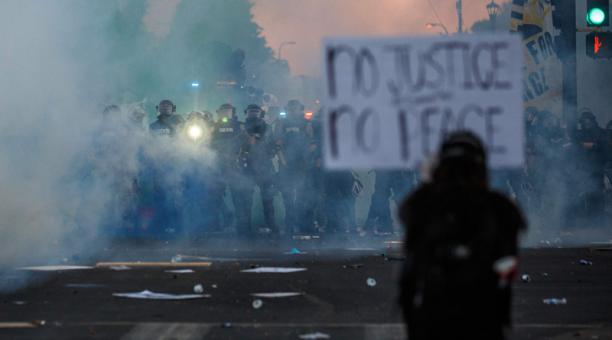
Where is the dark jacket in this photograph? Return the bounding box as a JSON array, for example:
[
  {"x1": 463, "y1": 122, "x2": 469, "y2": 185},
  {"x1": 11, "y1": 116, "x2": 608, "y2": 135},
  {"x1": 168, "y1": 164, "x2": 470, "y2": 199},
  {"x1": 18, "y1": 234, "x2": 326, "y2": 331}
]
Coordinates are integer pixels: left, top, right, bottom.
[{"x1": 399, "y1": 183, "x2": 526, "y2": 340}]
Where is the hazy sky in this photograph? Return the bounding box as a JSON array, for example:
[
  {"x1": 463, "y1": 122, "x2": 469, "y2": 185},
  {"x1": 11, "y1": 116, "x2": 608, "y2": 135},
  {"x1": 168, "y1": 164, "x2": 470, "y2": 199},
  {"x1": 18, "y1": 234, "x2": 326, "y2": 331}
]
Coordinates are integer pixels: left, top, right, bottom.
[{"x1": 252, "y1": 0, "x2": 497, "y2": 76}]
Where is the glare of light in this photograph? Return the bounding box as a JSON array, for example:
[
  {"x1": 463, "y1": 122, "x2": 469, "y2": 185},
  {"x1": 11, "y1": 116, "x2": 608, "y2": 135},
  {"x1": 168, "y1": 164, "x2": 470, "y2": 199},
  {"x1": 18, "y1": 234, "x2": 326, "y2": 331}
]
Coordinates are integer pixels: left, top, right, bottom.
[
  {"x1": 187, "y1": 124, "x2": 203, "y2": 140},
  {"x1": 304, "y1": 111, "x2": 314, "y2": 120},
  {"x1": 587, "y1": 7, "x2": 606, "y2": 26},
  {"x1": 222, "y1": 117, "x2": 229, "y2": 123},
  {"x1": 279, "y1": 111, "x2": 287, "y2": 117},
  {"x1": 191, "y1": 82, "x2": 200, "y2": 88}
]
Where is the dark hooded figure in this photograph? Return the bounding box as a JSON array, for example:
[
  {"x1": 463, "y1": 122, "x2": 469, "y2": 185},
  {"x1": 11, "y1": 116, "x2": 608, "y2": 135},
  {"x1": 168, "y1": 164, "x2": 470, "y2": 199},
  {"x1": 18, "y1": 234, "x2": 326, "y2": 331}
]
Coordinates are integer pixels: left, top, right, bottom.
[{"x1": 398, "y1": 131, "x2": 526, "y2": 340}]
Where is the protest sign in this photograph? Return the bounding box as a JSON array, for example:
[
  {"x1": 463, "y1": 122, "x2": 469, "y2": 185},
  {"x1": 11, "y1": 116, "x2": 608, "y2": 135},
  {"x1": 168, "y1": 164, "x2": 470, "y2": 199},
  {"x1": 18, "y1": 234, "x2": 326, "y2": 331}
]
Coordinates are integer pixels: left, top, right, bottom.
[{"x1": 323, "y1": 34, "x2": 524, "y2": 169}]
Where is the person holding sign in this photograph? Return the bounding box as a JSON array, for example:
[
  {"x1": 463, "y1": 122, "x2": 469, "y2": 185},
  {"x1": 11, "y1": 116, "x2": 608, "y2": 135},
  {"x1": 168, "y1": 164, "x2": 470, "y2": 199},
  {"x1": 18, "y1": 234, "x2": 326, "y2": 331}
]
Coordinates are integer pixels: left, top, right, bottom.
[{"x1": 398, "y1": 131, "x2": 526, "y2": 340}]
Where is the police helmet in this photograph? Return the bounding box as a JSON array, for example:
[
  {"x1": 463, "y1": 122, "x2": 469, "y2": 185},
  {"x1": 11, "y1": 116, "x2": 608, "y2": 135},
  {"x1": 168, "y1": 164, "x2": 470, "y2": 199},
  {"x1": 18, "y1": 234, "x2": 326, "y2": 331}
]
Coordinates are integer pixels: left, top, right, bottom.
[{"x1": 156, "y1": 99, "x2": 176, "y2": 113}]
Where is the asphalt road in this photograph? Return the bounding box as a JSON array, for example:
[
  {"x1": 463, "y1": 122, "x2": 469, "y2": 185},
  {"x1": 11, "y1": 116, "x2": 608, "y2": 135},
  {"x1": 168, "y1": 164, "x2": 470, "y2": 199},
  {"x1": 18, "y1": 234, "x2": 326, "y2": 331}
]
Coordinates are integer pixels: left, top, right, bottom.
[{"x1": 1, "y1": 238, "x2": 611, "y2": 340}]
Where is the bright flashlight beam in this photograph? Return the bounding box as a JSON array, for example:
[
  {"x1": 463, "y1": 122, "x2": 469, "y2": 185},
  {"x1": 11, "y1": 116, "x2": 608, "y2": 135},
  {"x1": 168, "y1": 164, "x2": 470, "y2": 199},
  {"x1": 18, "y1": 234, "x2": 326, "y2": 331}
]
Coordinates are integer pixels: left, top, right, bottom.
[
  {"x1": 191, "y1": 82, "x2": 200, "y2": 88},
  {"x1": 187, "y1": 124, "x2": 203, "y2": 140}
]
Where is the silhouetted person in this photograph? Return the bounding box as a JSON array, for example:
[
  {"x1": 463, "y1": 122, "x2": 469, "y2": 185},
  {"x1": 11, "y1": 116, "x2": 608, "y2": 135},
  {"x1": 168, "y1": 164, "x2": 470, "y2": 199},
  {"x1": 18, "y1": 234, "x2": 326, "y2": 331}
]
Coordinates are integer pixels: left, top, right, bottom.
[{"x1": 399, "y1": 131, "x2": 526, "y2": 340}]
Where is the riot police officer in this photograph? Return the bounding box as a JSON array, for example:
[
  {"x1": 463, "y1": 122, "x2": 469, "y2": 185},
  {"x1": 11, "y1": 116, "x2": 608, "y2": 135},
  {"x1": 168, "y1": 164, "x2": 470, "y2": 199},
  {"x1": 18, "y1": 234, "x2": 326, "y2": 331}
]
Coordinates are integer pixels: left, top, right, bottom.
[
  {"x1": 275, "y1": 99, "x2": 310, "y2": 234},
  {"x1": 235, "y1": 104, "x2": 278, "y2": 237},
  {"x1": 209, "y1": 103, "x2": 243, "y2": 231},
  {"x1": 150, "y1": 99, "x2": 184, "y2": 136},
  {"x1": 399, "y1": 131, "x2": 526, "y2": 340},
  {"x1": 146, "y1": 99, "x2": 184, "y2": 235}
]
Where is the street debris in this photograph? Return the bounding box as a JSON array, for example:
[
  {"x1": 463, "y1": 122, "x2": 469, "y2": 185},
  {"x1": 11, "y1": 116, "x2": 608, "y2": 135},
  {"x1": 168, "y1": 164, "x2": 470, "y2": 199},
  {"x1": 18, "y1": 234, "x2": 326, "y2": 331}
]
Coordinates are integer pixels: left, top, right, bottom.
[
  {"x1": 285, "y1": 247, "x2": 306, "y2": 255},
  {"x1": 193, "y1": 284, "x2": 204, "y2": 293},
  {"x1": 13, "y1": 301, "x2": 26, "y2": 305},
  {"x1": 97, "y1": 262, "x2": 211, "y2": 268},
  {"x1": 212, "y1": 284, "x2": 218, "y2": 289},
  {"x1": 113, "y1": 290, "x2": 210, "y2": 300},
  {"x1": 542, "y1": 298, "x2": 567, "y2": 305},
  {"x1": 381, "y1": 254, "x2": 406, "y2": 262},
  {"x1": 252, "y1": 299, "x2": 263, "y2": 309},
  {"x1": 165, "y1": 269, "x2": 195, "y2": 274},
  {"x1": 250, "y1": 292, "x2": 302, "y2": 298},
  {"x1": 579, "y1": 259, "x2": 593, "y2": 266},
  {"x1": 292, "y1": 235, "x2": 320, "y2": 240},
  {"x1": 366, "y1": 278, "x2": 377, "y2": 287},
  {"x1": 241, "y1": 267, "x2": 307, "y2": 273},
  {"x1": 299, "y1": 332, "x2": 331, "y2": 339},
  {"x1": 521, "y1": 274, "x2": 532, "y2": 283},
  {"x1": 0, "y1": 322, "x2": 38, "y2": 329},
  {"x1": 342, "y1": 263, "x2": 364, "y2": 269},
  {"x1": 18, "y1": 265, "x2": 93, "y2": 271},
  {"x1": 65, "y1": 283, "x2": 106, "y2": 288}
]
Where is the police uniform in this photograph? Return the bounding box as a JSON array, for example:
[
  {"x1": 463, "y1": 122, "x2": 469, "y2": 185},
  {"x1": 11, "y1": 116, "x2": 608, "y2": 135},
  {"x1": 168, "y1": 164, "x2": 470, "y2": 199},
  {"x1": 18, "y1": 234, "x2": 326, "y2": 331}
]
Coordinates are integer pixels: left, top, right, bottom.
[
  {"x1": 209, "y1": 116, "x2": 243, "y2": 230},
  {"x1": 276, "y1": 114, "x2": 310, "y2": 233},
  {"x1": 146, "y1": 103, "x2": 184, "y2": 234},
  {"x1": 235, "y1": 114, "x2": 278, "y2": 236},
  {"x1": 149, "y1": 113, "x2": 184, "y2": 137}
]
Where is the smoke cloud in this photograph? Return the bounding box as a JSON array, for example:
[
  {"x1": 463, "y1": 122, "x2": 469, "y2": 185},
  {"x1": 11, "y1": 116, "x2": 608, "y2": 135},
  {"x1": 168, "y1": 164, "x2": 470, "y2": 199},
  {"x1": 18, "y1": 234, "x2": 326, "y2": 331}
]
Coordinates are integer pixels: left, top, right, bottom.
[
  {"x1": 252, "y1": 0, "x2": 496, "y2": 75},
  {"x1": 143, "y1": 0, "x2": 182, "y2": 40}
]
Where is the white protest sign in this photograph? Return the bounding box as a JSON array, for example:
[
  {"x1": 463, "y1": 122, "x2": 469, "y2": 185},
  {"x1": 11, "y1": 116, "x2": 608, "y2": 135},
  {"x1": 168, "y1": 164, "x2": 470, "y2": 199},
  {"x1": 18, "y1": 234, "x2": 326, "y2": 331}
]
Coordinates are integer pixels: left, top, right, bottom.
[{"x1": 322, "y1": 34, "x2": 524, "y2": 169}]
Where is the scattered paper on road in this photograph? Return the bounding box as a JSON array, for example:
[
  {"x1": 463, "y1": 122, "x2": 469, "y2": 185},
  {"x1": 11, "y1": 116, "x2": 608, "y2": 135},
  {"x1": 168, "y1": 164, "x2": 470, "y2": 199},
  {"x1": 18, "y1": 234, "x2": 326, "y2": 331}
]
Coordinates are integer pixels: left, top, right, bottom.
[
  {"x1": 97, "y1": 262, "x2": 211, "y2": 268},
  {"x1": 285, "y1": 248, "x2": 307, "y2": 255},
  {"x1": 241, "y1": 267, "x2": 307, "y2": 273},
  {"x1": 250, "y1": 292, "x2": 302, "y2": 298},
  {"x1": 299, "y1": 332, "x2": 331, "y2": 339},
  {"x1": 165, "y1": 269, "x2": 195, "y2": 274},
  {"x1": 113, "y1": 290, "x2": 210, "y2": 300},
  {"x1": 18, "y1": 265, "x2": 93, "y2": 271}
]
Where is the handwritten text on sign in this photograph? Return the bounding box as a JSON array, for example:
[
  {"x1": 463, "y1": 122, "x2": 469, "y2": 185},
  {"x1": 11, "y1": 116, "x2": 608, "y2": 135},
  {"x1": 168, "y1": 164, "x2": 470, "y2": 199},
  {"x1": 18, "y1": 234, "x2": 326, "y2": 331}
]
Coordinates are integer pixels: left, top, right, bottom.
[{"x1": 322, "y1": 34, "x2": 524, "y2": 169}]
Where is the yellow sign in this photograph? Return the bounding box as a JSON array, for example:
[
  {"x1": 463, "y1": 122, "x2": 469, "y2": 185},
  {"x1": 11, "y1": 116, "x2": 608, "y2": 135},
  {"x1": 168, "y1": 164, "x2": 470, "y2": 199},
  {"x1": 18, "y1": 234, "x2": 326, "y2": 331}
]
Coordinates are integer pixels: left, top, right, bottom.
[{"x1": 511, "y1": 0, "x2": 563, "y2": 115}]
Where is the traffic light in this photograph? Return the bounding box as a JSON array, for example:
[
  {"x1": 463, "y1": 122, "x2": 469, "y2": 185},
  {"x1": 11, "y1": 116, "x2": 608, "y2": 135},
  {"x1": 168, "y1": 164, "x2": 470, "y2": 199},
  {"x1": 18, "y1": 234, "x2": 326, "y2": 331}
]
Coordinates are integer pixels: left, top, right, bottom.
[
  {"x1": 586, "y1": 0, "x2": 609, "y2": 27},
  {"x1": 586, "y1": 32, "x2": 612, "y2": 58}
]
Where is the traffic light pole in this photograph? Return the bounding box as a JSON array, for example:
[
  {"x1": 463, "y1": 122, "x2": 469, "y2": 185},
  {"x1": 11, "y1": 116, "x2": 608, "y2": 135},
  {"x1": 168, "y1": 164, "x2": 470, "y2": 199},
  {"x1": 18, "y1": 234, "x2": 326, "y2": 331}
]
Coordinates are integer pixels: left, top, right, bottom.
[{"x1": 553, "y1": 0, "x2": 578, "y2": 127}]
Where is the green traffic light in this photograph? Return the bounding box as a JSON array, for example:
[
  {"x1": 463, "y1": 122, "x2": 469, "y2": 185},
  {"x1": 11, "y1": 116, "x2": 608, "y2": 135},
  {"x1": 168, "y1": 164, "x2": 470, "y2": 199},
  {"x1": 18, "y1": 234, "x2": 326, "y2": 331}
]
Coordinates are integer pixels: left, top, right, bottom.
[{"x1": 587, "y1": 7, "x2": 607, "y2": 26}]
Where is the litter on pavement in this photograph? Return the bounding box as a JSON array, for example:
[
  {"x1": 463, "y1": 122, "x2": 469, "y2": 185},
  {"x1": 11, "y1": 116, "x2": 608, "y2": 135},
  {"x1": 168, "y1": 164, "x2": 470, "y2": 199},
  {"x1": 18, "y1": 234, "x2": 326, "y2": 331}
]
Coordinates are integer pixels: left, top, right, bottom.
[
  {"x1": 250, "y1": 292, "x2": 302, "y2": 298},
  {"x1": 96, "y1": 262, "x2": 211, "y2": 268},
  {"x1": 252, "y1": 299, "x2": 263, "y2": 309},
  {"x1": 113, "y1": 290, "x2": 210, "y2": 300},
  {"x1": 165, "y1": 269, "x2": 195, "y2": 274},
  {"x1": 542, "y1": 298, "x2": 567, "y2": 305},
  {"x1": 285, "y1": 248, "x2": 306, "y2": 255},
  {"x1": 299, "y1": 332, "x2": 331, "y2": 339},
  {"x1": 241, "y1": 267, "x2": 307, "y2": 273}
]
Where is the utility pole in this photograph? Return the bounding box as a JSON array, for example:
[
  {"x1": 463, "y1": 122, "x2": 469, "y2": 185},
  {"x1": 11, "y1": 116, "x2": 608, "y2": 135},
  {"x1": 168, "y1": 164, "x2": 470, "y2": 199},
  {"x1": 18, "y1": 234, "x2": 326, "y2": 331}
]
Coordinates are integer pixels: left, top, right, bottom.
[
  {"x1": 457, "y1": 0, "x2": 463, "y2": 33},
  {"x1": 552, "y1": 0, "x2": 577, "y2": 126}
]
